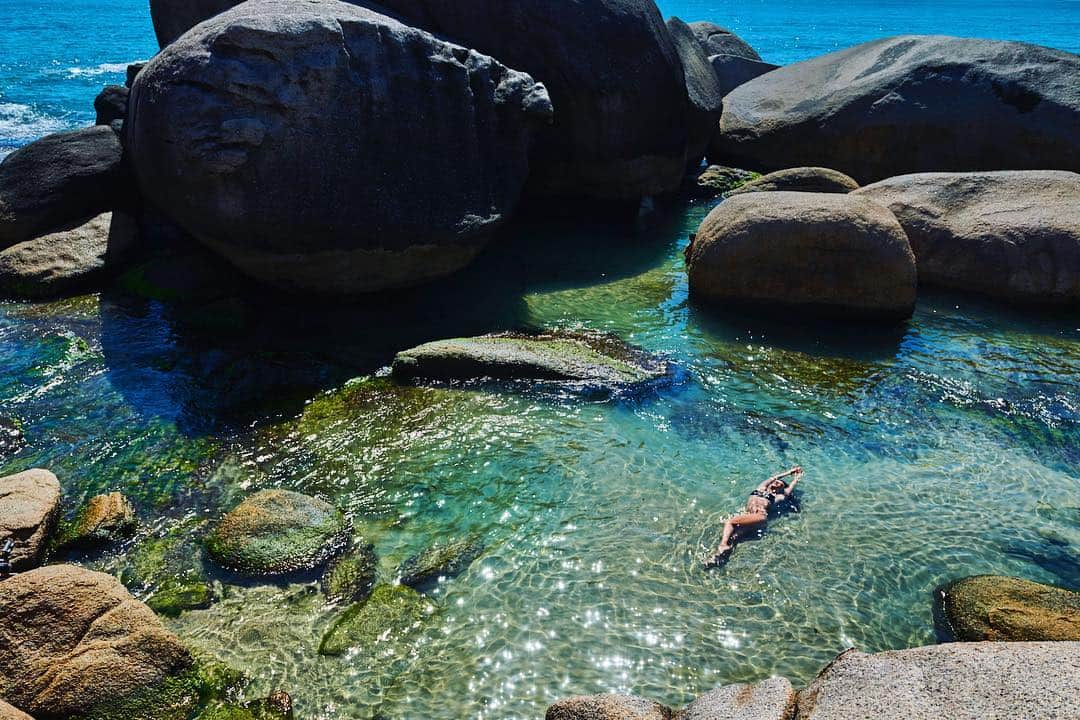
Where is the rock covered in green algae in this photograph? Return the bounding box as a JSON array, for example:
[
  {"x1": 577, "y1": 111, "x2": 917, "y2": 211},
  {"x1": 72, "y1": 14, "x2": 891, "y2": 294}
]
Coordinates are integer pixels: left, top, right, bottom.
[
  {"x1": 397, "y1": 537, "x2": 484, "y2": 590},
  {"x1": 320, "y1": 542, "x2": 378, "y2": 604},
  {"x1": 59, "y1": 491, "x2": 137, "y2": 548},
  {"x1": 318, "y1": 584, "x2": 429, "y2": 656},
  {"x1": 693, "y1": 165, "x2": 759, "y2": 197},
  {"x1": 391, "y1": 331, "x2": 669, "y2": 389},
  {"x1": 122, "y1": 521, "x2": 218, "y2": 617},
  {"x1": 205, "y1": 490, "x2": 350, "y2": 577},
  {"x1": 936, "y1": 575, "x2": 1080, "y2": 641}
]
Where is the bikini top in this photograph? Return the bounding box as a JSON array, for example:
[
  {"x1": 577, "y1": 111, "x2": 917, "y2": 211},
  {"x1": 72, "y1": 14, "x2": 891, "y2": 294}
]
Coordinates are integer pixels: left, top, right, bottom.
[{"x1": 748, "y1": 489, "x2": 775, "y2": 504}]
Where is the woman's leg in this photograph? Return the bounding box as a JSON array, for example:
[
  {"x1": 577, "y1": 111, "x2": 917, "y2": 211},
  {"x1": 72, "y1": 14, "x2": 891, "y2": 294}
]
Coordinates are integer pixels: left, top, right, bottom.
[{"x1": 717, "y1": 513, "x2": 768, "y2": 554}]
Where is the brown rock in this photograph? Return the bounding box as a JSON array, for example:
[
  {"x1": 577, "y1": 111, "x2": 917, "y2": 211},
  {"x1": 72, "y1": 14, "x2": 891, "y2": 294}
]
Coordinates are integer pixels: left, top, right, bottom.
[
  {"x1": 854, "y1": 171, "x2": 1080, "y2": 304},
  {"x1": 67, "y1": 492, "x2": 138, "y2": 546},
  {"x1": 0, "y1": 469, "x2": 61, "y2": 572},
  {"x1": 679, "y1": 677, "x2": 796, "y2": 719},
  {"x1": 936, "y1": 575, "x2": 1080, "y2": 642},
  {"x1": 686, "y1": 192, "x2": 917, "y2": 319},
  {"x1": 0, "y1": 565, "x2": 193, "y2": 719},
  {"x1": 546, "y1": 694, "x2": 673, "y2": 720},
  {"x1": 0, "y1": 699, "x2": 34, "y2": 720}
]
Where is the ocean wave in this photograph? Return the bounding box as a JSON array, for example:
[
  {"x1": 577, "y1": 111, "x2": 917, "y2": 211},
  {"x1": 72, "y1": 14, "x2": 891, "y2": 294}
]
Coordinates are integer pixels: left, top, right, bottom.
[
  {"x1": 0, "y1": 102, "x2": 72, "y2": 158},
  {"x1": 64, "y1": 61, "x2": 141, "y2": 78}
]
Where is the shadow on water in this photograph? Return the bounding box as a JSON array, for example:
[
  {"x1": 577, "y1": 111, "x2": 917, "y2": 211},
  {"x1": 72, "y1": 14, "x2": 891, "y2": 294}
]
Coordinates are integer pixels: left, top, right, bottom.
[{"x1": 98, "y1": 208, "x2": 679, "y2": 435}]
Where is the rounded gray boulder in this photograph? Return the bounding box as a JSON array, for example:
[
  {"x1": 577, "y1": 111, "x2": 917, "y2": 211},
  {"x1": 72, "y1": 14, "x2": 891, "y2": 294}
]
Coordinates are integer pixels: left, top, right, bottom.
[
  {"x1": 688, "y1": 22, "x2": 762, "y2": 61},
  {"x1": 712, "y1": 35, "x2": 1080, "y2": 182},
  {"x1": 668, "y1": 17, "x2": 725, "y2": 171},
  {"x1": 729, "y1": 167, "x2": 860, "y2": 196},
  {"x1": 546, "y1": 694, "x2": 673, "y2": 720},
  {"x1": 687, "y1": 192, "x2": 917, "y2": 319},
  {"x1": 855, "y1": 171, "x2": 1080, "y2": 304},
  {"x1": 129, "y1": 0, "x2": 552, "y2": 295}
]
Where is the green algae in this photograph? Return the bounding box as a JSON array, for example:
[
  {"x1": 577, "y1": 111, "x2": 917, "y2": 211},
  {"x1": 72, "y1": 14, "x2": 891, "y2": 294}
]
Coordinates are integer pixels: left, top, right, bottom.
[
  {"x1": 73, "y1": 662, "x2": 244, "y2": 720},
  {"x1": 397, "y1": 536, "x2": 484, "y2": 589},
  {"x1": 121, "y1": 520, "x2": 218, "y2": 617},
  {"x1": 695, "y1": 165, "x2": 760, "y2": 196},
  {"x1": 320, "y1": 542, "x2": 378, "y2": 604},
  {"x1": 204, "y1": 490, "x2": 350, "y2": 576},
  {"x1": 318, "y1": 584, "x2": 430, "y2": 656}
]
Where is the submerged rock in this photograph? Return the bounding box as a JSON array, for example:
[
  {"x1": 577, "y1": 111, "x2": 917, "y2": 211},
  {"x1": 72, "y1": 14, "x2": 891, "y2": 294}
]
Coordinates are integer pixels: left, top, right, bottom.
[
  {"x1": 680, "y1": 677, "x2": 796, "y2": 720},
  {"x1": 318, "y1": 584, "x2": 429, "y2": 656},
  {"x1": 0, "y1": 417, "x2": 25, "y2": 459},
  {"x1": 0, "y1": 212, "x2": 138, "y2": 299},
  {"x1": 545, "y1": 694, "x2": 673, "y2": 720},
  {"x1": 0, "y1": 565, "x2": 194, "y2": 720},
  {"x1": 130, "y1": 0, "x2": 552, "y2": 295},
  {"x1": 374, "y1": 0, "x2": 691, "y2": 201},
  {"x1": 122, "y1": 521, "x2": 218, "y2": 617},
  {"x1": 668, "y1": 17, "x2": 725, "y2": 171},
  {"x1": 0, "y1": 126, "x2": 131, "y2": 249},
  {"x1": 320, "y1": 542, "x2": 378, "y2": 604},
  {"x1": 61, "y1": 491, "x2": 138, "y2": 548},
  {"x1": 688, "y1": 22, "x2": 762, "y2": 61},
  {"x1": 712, "y1": 35, "x2": 1080, "y2": 182},
  {"x1": 0, "y1": 469, "x2": 61, "y2": 572},
  {"x1": 728, "y1": 168, "x2": 860, "y2": 196},
  {"x1": 686, "y1": 192, "x2": 917, "y2": 319},
  {"x1": 936, "y1": 575, "x2": 1080, "y2": 642},
  {"x1": 397, "y1": 537, "x2": 484, "y2": 590},
  {"x1": 854, "y1": 171, "x2": 1080, "y2": 305},
  {"x1": 694, "y1": 165, "x2": 760, "y2": 197},
  {"x1": 796, "y1": 642, "x2": 1080, "y2": 719},
  {"x1": 205, "y1": 490, "x2": 350, "y2": 577},
  {"x1": 391, "y1": 331, "x2": 669, "y2": 389}
]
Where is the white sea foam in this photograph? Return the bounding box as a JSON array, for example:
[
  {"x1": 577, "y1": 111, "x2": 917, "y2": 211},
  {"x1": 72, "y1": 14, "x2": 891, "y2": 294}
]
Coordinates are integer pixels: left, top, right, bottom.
[
  {"x1": 64, "y1": 61, "x2": 136, "y2": 78},
  {"x1": 0, "y1": 102, "x2": 72, "y2": 158}
]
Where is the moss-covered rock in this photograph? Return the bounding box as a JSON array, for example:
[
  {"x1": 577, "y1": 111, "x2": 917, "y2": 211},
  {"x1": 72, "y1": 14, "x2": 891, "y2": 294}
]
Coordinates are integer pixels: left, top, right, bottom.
[
  {"x1": 320, "y1": 542, "x2": 378, "y2": 604},
  {"x1": 397, "y1": 537, "x2": 484, "y2": 590},
  {"x1": 58, "y1": 492, "x2": 137, "y2": 548},
  {"x1": 936, "y1": 575, "x2": 1080, "y2": 641},
  {"x1": 205, "y1": 490, "x2": 350, "y2": 577},
  {"x1": 391, "y1": 331, "x2": 668, "y2": 389},
  {"x1": 318, "y1": 584, "x2": 429, "y2": 656},
  {"x1": 121, "y1": 520, "x2": 218, "y2": 618},
  {"x1": 693, "y1": 165, "x2": 759, "y2": 197}
]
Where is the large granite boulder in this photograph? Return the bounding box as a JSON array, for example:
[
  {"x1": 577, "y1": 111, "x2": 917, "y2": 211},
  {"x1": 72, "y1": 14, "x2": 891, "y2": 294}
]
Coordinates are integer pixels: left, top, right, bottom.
[
  {"x1": 686, "y1": 192, "x2": 917, "y2": 319},
  {"x1": 688, "y1": 22, "x2": 761, "y2": 61},
  {"x1": 205, "y1": 489, "x2": 350, "y2": 576},
  {"x1": 129, "y1": 0, "x2": 552, "y2": 295},
  {"x1": 668, "y1": 17, "x2": 725, "y2": 170},
  {"x1": 796, "y1": 642, "x2": 1080, "y2": 719},
  {"x1": 0, "y1": 700, "x2": 33, "y2": 720},
  {"x1": 935, "y1": 575, "x2": 1080, "y2": 642},
  {"x1": 0, "y1": 212, "x2": 138, "y2": 299},
  {"x1": 711, "y1": 36, "x2": 1080, "y2": 182},
  {"x1": 729, "y1": 168, "x2": 860, "y2": 196},
  {"x1": 0, "y1": 469, "x2": 60, "y2": 572},
  {"x1": 0, "y1": 565, "x2": 193, "y2": 720},
  {"x1": 392, "y1": 331, "x2": 670, "y2": 389},
  {"x1": 373, "y1": 0, "x2": 691, "y2": 201},
  {"x1": 0, "y1": 126, "x2": 131, "y2": 249},
  {"x1": 150, "y1": 0, "x2": 236, "y2": 47},
  {"x1": 546, "y1": 694, "x2": 673, "y2": 720},
  {"x1": 854, "y1": 171, "x2": 1080, "y2": 304},
  {"x1": 680, "y1": 677, "x2": 796, "y2": 720},
  {"x1": 707, "y1": 54, "x2": 779, "y2": 100},
  {"x1": 94, "y1": 86, "x2": 129, "y2": 126}
]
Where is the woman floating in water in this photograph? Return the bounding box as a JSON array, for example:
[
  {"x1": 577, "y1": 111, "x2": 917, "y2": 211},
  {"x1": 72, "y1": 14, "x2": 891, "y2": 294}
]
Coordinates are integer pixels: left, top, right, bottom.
[{"x1": 708, "y1": 466, "x2": 803, "y2": 565}]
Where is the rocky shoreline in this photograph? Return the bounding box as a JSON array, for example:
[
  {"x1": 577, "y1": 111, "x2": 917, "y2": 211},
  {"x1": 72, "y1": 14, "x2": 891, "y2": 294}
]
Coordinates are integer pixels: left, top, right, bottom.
[{"x1": 1, "y1": 0, "x2": 1078, "y2": 717}]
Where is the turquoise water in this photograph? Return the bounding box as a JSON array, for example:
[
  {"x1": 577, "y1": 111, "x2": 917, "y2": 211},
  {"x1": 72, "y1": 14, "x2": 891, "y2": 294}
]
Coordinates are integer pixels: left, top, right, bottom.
[
  {"x1": 2, "y1": 0, "x2": 1079, "y2": 156},
  {"x1": 1, "y1": 199, "x2": 1078, "y2": 718},
  {"x1": 1, "y1": 1, "x2": 1079, "y2": 718}
]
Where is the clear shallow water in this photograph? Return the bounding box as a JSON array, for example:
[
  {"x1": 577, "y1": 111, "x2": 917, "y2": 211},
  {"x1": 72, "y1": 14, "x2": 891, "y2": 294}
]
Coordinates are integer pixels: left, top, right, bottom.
[
  {"x1": 1, "y1": 0, "x2": 1079, "y2": 156},
  {"x1": 1, "y1": 197, "x2": 1078, "y2": 719}
]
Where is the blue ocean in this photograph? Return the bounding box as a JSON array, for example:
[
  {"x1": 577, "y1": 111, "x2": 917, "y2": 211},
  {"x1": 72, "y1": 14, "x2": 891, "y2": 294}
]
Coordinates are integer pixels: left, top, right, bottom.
[{"x1": 2, "y1": 0, "x2": 1078, "y2": 158}]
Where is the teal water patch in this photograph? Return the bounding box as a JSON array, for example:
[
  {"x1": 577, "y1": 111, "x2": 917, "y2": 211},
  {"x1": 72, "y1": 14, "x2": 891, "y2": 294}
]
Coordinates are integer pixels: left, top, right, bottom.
[{"x1": 1, "y1": 197, "x2": 1075, "y2": 718}]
